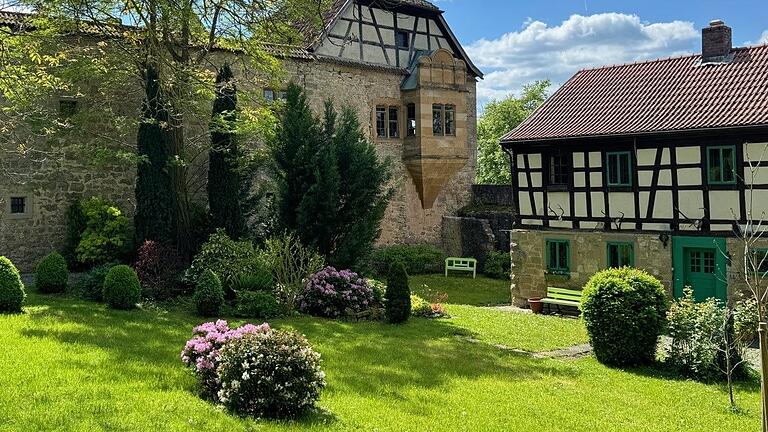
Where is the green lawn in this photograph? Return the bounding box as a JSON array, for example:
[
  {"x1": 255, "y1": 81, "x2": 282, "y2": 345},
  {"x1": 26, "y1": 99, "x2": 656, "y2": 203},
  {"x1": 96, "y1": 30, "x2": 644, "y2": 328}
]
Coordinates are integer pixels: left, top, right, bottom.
[
  {"x1": 0, "y1": 291, "x2": 760, "y2": 431},
  {"x1": 410, "y1": 274, "x2": 511, "y2": 306}
]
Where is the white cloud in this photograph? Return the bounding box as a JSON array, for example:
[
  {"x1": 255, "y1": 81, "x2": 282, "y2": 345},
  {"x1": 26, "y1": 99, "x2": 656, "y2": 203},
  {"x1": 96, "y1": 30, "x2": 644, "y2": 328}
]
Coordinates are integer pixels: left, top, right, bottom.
[
  {"x1": 467, "y1": 13, "x2": 699, "y2": 110},
  {"x1": 760, "y1": 30, "x2": 768, "y2": 44}
]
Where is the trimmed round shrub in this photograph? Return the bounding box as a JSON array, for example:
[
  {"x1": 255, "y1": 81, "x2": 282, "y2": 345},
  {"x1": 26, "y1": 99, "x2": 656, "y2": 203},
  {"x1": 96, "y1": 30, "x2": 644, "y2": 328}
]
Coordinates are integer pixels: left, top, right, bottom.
[
  {"x1": 298, "y1": 267, "x2": 376, "y2": 318},
  {"x1": 582, "y1": 268, "x2": 668, "y2": 366},
  {"x1": 74, "y1": 263, "x2": 114, "y2": 301},
  {"x1": 385, "y1": 261, "x2": 411, "y2": 324},
  {"x1": 236, "y1": 291, "x2": 281, "y2": 319},
  {"x1": 0, "y1": 256, "x2": 26, "y2": 313},
  {"x1": 35, "y1": 252, "x2": 69, "y2": 294},
  {"x1": 217, "y1": 329, "x2": 326, "y2": 418},
  {"x1": 102, "y1": 265, "x2": 141, "y2": 310},
  {"x1": 193, "y1": 270, "x2": 225, "y2": 317}
]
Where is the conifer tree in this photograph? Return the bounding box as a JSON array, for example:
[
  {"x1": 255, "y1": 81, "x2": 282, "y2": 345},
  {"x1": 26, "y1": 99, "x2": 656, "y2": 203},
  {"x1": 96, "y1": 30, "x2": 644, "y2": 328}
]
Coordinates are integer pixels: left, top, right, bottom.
[
  {"x1": 208, "y1": 64, "x2": 244, "y2": 239},
  {"x1": 385, "y1": 261, "x2": 411, "y2": 324}
]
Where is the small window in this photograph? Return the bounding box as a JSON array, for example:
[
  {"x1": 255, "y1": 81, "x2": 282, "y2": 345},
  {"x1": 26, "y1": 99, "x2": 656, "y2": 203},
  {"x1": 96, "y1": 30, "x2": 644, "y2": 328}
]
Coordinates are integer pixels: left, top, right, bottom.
[
  {"x1": 749, "y1": 249, "x2": 768, "y2": 275},
  {"x1": 10, "y1": 197, "x2": 26, "y2": 214},
  {"x1": 263, "y1": 89, "x2": 275, "y2": 102},
  {"x1": 432, "y1": 104, "x2": 444, "y2": 136},
  {"x1": 396, "y1": 30, "x2": 410, "y2": 49},
  {"x1": 607, "y1": 242, "x2": 634, "y2": 268},
  {"x1": 388, "y1": 106, "x2": 399, "y2": 138},
  {"x1": 376, "y1": 106, "x2": 387, "y2": 138},
  {"x1": 549, "y1": 151, "x2": 570, "y2": 186},
  {"x1": 546, "y1": 239, "x2": 570, "y2": 274},
  {"x1": 707, "y1": 145, "x2": 737, "y2": 184},
  {"x1": 277, "y1": 90, "x2": 288, "y2": 101},
  {"x1": 59, "y1": 99, "x2": 78, "y2": 117},
  {"x1": 406, "y1": 103, "x2": 417, "y2": 137},
  {"x1": 606, "y1": 151, "x2": 632, "y2": 187},
  {"x1": 444, "y1": 105, "x2": 456, "y2": 136}
]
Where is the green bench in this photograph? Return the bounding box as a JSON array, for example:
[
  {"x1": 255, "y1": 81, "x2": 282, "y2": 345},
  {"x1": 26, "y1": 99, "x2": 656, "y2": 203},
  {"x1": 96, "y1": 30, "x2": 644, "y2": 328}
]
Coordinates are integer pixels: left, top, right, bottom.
[
  {"x1": 445, "y1": 257, "x2": 477, "y2": 278},
  {"x1": 541, "y1": 287, "x2": 583, "y2": 312}
]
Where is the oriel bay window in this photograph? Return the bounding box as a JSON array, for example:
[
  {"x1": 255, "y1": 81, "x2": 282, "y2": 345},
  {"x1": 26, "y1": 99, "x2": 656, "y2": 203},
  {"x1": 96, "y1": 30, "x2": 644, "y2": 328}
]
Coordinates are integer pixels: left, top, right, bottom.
[
  {"x1": 546, "y1": 239, "x2": 570, "y2": 274},
  {"x1": 607, "y1": 242, "x2": 634, "y2": 268},
  {"x1": 606, "y1": 151, "x2": 632, "y2": 187},
  {"x1": 407, "y1": 103, "x2": 417, "y2": 137},
  {"x1": 376, "y1": 105, "x2": 400, "y2": 139},
  {"x1": 707, "y1": 145, "x2": 737, "y2": 185},
  {"x1": 432, "y1": 104, "x2": 457, "y2": 136}
]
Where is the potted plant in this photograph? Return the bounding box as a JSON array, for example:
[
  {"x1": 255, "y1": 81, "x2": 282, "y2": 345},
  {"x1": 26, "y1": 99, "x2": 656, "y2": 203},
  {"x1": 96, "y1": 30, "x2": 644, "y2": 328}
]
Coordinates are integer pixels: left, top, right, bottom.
[{"x1": 528, "y1": 297, "x2": 543, "y2": 314}]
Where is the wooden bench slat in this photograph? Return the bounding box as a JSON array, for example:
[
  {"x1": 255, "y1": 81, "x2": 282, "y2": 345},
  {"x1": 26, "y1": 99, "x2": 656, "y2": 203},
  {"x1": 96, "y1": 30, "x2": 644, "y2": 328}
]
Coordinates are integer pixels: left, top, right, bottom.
[
  {"x1": 542, "y1": 286, "x2": 583, "y2": 311},
  {"x1": 547, "y1": 293, "x2": 582, "y2": 301}
]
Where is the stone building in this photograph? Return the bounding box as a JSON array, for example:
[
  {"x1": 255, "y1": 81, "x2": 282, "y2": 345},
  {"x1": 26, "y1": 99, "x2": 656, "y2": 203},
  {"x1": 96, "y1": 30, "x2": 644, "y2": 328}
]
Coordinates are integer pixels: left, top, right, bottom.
[
  {"x1": 502, "y1": 21, "x2": 768, "y2": 306},
  {"x1": 0, "y1": 0, "x2": 482, "y2": 271}
]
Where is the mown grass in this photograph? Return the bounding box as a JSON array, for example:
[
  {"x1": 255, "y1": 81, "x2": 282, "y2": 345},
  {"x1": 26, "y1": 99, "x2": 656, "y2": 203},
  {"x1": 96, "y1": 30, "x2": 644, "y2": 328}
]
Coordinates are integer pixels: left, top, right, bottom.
[
  {"x1": 410, "y1": 274, "x2": 511, "y2": 306},
  {"x1": 0, "y1": 291, "x2": 760, "y2": 431}
]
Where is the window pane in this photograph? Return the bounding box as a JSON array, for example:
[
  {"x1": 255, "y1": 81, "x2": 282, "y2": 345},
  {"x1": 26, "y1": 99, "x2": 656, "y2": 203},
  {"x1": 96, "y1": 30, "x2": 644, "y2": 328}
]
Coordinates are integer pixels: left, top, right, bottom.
[
  {"x1": 445, "y1": 105, "x2": 455, "y2": 135},
  {"x1": 558, "y1": 243, "x2": 568, "y2": 269},
  {"x1": 376, "y1": 106, "x2": 386, "y2": 138},
  {"x1": 10, "y1": 197, "x2": 25, "y2": 214},
  {"x1": 608, "y1": 154, "x2": 618, "y2": 184},
  {"x1": 619, "y1": 244, "x2": 632, "y2": 267},
  {"x1": 396, "y1": 31, "x2": 409, "y2": 49},
  {"x1": 389, "y1": 106, "x2": 399, "y2": 138},
  {"x1": 407, "y1": 103, "x2": 416, "y2": 137},
  {"x1": 620, "y1": 154, "x2": 630, "y2": 185},
  {"x1": 709, "y1": 148, "x2": 721, "y2": 182},
  {"x1": 723, "y1": 148, "x2": 735, "y2": 182},
  {"x1": 263, "y1": 89, "x2": 274, "y2": 102},
  {"x1": 548, "y1": 242, "x2": 558, "y2": 269},
  {"x1": 432, "y1": 104, "x2": 444, "y2": 135}
]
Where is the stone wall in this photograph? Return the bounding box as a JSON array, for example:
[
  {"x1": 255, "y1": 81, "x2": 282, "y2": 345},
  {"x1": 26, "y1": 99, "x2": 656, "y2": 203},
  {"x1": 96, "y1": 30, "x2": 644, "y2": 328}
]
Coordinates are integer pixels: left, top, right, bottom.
[
  {"x1": 471, "y1": 184, "x2": 513, "y2": 206},
  {"x1": 0, "y1": 56, "x2": 478, "y2": 271},
  {"x1": 510, "y1": 229, "x2": 673, "y2": 307},
  {"x1": 441, "y1": 216, "x2": 495, "y2": 268}
]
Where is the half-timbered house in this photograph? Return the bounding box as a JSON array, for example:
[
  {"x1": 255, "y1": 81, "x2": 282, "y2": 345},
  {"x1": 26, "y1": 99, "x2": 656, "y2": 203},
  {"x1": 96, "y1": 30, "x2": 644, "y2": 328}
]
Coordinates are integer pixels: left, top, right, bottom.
[{"x1": 502, "y1": 20, "x2": 768, "y2": 306}]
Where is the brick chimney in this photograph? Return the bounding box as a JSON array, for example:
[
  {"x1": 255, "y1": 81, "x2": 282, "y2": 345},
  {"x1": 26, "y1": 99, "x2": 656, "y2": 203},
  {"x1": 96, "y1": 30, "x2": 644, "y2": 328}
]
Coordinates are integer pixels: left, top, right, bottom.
[{"x1": 702, "y1": 20, "x2": 732, "y2": 60}]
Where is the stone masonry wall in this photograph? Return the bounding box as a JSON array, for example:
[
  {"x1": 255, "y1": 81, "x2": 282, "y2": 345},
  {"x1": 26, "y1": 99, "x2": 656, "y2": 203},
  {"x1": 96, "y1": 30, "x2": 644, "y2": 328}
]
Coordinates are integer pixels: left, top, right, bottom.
[
  {"x1": 510, "y1": 229, "x2": 673, "y2": 307},
  {"x1": 0, "y1": 57, "x2": 477, "y2": 271}
]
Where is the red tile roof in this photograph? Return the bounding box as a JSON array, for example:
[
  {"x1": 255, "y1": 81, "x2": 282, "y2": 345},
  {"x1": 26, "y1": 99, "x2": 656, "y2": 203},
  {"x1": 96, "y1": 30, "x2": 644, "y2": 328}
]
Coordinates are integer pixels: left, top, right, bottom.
[{"x1": 502, "y1": 44, "x2": 768, "y2": 143}]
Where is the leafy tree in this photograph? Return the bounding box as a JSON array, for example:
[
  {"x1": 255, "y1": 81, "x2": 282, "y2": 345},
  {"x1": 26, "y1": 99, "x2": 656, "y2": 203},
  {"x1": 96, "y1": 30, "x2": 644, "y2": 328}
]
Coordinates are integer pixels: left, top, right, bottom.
[
  {"x1": 476, "y1": 80, "x2": 550, "y2": 184},
  {"x1": 208, "y1": 64, "x2": 244, "y2": 239},
  {"x1": 272, "y1": 84, "x2": 391, "y2": 269}
]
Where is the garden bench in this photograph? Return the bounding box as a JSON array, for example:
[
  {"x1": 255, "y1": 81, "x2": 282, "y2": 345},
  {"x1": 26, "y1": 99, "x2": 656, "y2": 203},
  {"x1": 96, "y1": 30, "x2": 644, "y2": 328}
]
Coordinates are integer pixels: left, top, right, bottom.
[
  {"x1": 445, "y1": 257, "x2": 477, "y2": 278},
  {"x1": 541, "y1": 287, "x2": 583, "y2": 313}
]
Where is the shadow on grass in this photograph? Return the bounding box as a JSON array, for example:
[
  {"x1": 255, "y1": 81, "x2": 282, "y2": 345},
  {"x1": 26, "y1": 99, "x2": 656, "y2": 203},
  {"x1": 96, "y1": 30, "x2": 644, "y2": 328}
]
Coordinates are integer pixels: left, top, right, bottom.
[{"x1": 20, "y1": 293, "x2": 578, "y2": 425}]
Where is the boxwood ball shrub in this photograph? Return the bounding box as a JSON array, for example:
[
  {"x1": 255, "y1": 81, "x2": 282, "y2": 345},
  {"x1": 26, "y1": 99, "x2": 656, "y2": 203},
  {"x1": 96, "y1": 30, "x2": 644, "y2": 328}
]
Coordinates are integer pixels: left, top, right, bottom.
[
  {"x1": 582, "y1": 268, "x2": 668, "y2": 366},
  {"x1": 194, "y1": 270, "x2": 225, "y2": 317},
  {"x1": 217, "y1": 329, "x2": 326, "y2": 419},
  {"x1": 385, "y1": 261, "x2": 411, "y2": 324},
  {"x1": 0, "y1": 256, "x2": 26, "y2": 313},
  {"x1": 102, "y1": 265, "x2": 141, "y2": 310},
  {"x1": 35, "y1": 252, "x2": 69, "y2": 294},
  {"x1": 298, "y1": 267, "x2": 376, "y2": 318}
]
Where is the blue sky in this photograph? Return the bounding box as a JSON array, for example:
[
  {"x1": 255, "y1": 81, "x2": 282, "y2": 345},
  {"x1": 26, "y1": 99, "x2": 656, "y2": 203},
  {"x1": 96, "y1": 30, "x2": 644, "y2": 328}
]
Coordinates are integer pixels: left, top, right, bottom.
[{"x1": 434, "y1": 0, "x2": 768, "y2": 110}]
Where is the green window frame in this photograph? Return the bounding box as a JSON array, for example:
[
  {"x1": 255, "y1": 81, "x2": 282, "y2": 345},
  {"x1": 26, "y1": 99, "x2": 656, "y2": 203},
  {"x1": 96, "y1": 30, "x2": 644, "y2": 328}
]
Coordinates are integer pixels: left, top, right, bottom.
[
  {"x1": 707, "y1": 145, "x2": 737, "y2": 185},
  {"x1": 606, "y1": 151, "x2": 632, "y2": 187},
  {"x1": 607, "y1": 242, "x2": 634, "y2": 268},
  {"x1": 546, "y1": 239, "x2": 570, "y2": 274}
]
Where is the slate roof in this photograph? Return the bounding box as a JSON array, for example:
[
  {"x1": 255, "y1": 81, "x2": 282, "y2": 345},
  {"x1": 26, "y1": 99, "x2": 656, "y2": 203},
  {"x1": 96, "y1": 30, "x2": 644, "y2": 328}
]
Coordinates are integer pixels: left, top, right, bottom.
[{"x1": 502, "y1": 44, "x2": 768, "y2": 144}]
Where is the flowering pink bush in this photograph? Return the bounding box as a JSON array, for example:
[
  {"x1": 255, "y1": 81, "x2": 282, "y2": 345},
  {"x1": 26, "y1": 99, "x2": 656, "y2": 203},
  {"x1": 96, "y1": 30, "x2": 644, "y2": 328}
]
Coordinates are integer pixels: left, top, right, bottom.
[
  {"x1": 181, "y1": 320, "x2": 270, "y2": 400},
  {"x1": 297, "y1": 267, "x2": 376, "y2": 318}
]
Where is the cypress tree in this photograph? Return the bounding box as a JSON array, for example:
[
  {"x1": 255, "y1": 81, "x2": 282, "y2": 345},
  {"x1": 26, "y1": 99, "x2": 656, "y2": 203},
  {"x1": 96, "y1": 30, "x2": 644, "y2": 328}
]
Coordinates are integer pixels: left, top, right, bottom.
[
  {"x1": 272, "y1": 83, "x2": 319, "y2": 231},
  {"x1": 134, "y1": 64, "x2": 175, "y2": 245},
  {"x1": 385, "y1": 261, "x2": 411, "y2": 324},
  {"x1": 208, "y1": 64, "x2": 244, "y2": 239}
]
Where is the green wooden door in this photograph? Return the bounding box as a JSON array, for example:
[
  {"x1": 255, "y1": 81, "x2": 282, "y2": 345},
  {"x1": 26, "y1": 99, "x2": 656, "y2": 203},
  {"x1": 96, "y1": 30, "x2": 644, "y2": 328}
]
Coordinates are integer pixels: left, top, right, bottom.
[
  {"x1": 683, "y1": 248, "x2": 718, "y2": 301},
  {"x1": 672, "y1": 236, "x2": 728, "y2": 302}
]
